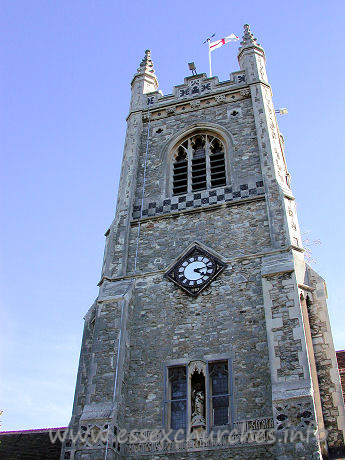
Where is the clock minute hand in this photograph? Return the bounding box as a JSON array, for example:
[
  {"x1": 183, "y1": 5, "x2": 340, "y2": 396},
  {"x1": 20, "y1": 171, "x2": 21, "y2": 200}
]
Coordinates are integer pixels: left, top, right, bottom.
[{"x1": 194, "y1": 267, "x2": 206, "y2": 274}]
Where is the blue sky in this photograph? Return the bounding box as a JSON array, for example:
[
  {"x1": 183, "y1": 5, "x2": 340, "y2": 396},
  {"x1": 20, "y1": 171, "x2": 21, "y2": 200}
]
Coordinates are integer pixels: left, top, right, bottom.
[{"x1": 1, "y1": 0, "x2": 344, "y2": 431}]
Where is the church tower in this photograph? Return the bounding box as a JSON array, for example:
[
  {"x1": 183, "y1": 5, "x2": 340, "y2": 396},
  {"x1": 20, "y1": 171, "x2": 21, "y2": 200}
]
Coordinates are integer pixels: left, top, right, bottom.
[{"x1": 61, "y1": 25, "x2": 345, "y2": 460}]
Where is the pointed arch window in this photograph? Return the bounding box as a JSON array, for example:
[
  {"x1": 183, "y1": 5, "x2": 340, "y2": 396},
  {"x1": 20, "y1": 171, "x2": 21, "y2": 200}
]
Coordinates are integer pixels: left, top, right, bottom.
[{"x1": 172, "y1": 133, "x2": 227, "y2": 195}]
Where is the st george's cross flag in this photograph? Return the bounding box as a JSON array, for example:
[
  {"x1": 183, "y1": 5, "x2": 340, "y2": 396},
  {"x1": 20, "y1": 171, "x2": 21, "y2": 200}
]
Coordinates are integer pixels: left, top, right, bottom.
[{"x1": 209, "y1": 34, "x2": 239, "y2": 51}]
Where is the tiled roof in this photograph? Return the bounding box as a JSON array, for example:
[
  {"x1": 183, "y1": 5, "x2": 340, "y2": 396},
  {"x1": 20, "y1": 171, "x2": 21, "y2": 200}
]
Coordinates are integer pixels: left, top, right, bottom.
[
  {"x1": 0, "y1": 426, "x2": 67, "y2": 435},
  {"x1": 336, "y1": 350, "x2": 345, "y2": 404},
  {"x1": 336, "y1": 349, "x2": 345, "y2": 370},
  {"x1": 0, "y1": 427, "x2": 66, "y2": 460}
]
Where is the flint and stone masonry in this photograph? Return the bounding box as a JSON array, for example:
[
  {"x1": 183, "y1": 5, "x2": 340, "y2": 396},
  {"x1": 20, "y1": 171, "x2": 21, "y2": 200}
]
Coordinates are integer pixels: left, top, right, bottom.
[{"x1": 61, "y1": 25, "x2": 345, "y2": 460}]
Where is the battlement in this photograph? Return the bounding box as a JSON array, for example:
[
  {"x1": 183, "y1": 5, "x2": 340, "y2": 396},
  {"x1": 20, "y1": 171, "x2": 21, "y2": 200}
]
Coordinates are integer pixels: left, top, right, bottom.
[{"x1": 142, "y1": 71, "x2": 249, "y2": 120}]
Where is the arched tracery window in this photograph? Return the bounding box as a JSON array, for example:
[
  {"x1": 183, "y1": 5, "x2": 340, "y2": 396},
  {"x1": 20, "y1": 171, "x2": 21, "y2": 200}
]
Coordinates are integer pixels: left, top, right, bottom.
[{"x1": 172, "y1": 133, "x2": 227, "y2": 195}]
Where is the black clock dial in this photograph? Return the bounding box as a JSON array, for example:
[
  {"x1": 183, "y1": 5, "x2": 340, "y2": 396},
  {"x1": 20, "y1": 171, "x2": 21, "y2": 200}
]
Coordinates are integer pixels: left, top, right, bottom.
[
  {"x1": 176, "y1": 255, "x2": 215, "y2": 287},
  {"x1": 165, "y1": 244, "x2": 226, "y2": 297}
]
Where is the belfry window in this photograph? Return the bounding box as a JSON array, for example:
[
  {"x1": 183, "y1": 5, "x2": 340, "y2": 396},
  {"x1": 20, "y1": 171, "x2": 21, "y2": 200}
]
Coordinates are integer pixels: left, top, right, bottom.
[
  {"x1": 172, "y1": 134, "x2": 227, "y2": 195},
  {"x1": 191, "y1": 136, "x2": 207, "y2": 191},
  {"x1": 209, "y1": 138, "x2": 226, "y2": 188},
  {"x1": 173, "y1": 147, "x2": 188, "y2": 195}
]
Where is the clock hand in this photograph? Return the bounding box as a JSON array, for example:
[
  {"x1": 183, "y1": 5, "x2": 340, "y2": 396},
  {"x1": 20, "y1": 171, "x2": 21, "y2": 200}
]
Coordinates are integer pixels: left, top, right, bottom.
[{"x1": 194, "y1": 267, "x2": 207, "y2": 274}]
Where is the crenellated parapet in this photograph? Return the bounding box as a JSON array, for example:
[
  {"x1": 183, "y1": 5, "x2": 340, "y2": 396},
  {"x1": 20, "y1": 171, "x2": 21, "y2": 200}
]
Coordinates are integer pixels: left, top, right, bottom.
[{"x1": 144, "y1": 71, "x2": 247, "y2": 110}]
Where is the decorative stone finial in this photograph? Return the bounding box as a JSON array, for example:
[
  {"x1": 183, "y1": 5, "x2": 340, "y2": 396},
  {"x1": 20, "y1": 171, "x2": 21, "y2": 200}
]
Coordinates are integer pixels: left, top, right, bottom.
[
  {"x1": 131, "y1": 49, "x2": 158, "y2": 98},
  {"x1": 240, "y1": 24, "x2": 261, "y2": 48},
  {"x1": 136, "y1": 49, "x2": 156, "y2": 75}
]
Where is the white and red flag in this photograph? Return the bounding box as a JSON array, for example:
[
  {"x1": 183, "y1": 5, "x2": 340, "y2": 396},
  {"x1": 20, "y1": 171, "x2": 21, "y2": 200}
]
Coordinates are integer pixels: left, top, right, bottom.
[{"x1": 209, "y1": 34, "x2": 239, "y2": 51}]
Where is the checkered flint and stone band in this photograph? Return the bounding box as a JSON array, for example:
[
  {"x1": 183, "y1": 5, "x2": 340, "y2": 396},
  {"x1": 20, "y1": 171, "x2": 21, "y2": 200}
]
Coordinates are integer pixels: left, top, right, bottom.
[{"x1": 132, "y1": 182, "x2": 265, "y2": 219}]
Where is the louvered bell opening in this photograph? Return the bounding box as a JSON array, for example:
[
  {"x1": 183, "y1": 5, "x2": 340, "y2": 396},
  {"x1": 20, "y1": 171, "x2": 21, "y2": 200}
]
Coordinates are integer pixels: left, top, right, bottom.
[
  {"x1": 173, "y1": 161, "x2": 188, "y2": 195},
  {"x1": 192, "y1": 157, "x2": 206, "y2": 191},
  {"x1": 210, "y1": 152, "x2": 226, "y2": 188}
]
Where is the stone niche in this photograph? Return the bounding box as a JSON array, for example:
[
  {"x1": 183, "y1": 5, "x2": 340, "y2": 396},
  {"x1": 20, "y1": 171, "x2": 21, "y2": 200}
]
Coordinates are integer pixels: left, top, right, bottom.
[{"x1": 189, "y1": 360, "x2": 207, "y2": 436}]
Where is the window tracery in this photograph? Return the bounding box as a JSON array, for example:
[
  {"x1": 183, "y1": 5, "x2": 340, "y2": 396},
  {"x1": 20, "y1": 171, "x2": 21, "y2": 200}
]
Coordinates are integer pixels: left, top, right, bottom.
[{"x1": 172, "y1": 133, "x2": 227, "y2": 195}]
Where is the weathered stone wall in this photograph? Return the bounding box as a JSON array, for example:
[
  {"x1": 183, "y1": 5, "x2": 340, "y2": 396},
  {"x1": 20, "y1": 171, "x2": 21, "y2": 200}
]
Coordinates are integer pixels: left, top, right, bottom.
[
  {"x1": 265, "y1": 272, "x2": 305, "y2": 381},
  {"x1": 102, "y1": 112, "x2": 145, "y2": 279},
  {"x1": 128, "y1": 199, "x2": 271, "y2": 274},
  {"x1": 127, "y1": 445, "x2": 277, "y2": 459},
  {"x1": 123, "y1": 261, "x2": 272, "y2": 432},
  {"x1": 133, "y1": 96, "x2": 262, "y2": 207},
  {"x1": 306, "y1": 267, "x2": 345, "y2": 448},
  {"x1": 70, "y1": 302, "x2": 97, "y2": 431},
  {"x1": 124, "y1": 441, "x2": 320, "y2": 460}
]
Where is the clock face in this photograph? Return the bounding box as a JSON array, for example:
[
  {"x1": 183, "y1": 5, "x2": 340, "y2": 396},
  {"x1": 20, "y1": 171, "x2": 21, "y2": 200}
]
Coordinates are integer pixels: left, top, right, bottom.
[
  {"x1": 164, "y1": 244, "x2": 226, "y2": 297},
  {"x1": 176, "y1": 256, "x2": 215, "y2": 287}
]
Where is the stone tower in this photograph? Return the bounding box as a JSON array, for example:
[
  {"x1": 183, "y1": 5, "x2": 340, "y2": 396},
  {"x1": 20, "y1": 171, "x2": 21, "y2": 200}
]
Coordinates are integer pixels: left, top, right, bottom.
[{"x1": 61, "y1": 25, "x2": 345, "y2": 460}]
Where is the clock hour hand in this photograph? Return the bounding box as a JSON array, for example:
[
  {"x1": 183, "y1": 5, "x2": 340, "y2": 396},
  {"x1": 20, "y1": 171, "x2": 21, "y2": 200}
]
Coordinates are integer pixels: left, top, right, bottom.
[{"x1": 194, "y1": 267, "x2": 207, "y2": 274}]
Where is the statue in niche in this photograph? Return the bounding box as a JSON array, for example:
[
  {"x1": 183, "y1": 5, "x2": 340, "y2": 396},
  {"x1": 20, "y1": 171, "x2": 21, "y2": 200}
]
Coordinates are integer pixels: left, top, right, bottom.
[
  {"x1": 192, "y1": 387, "x2": 205, "y2": 418},
  {"x1": 190, "y1": 371, "x2": 206, "y2": 431}
]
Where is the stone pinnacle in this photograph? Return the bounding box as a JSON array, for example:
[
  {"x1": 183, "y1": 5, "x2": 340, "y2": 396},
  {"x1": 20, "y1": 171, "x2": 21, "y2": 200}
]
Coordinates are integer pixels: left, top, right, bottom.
[
  {"x1": 137, "y1": 49, "x2": 156, "y2": 75},
  {"x1": 240, "y1": 24, "x2": 261, "y2": 48}
]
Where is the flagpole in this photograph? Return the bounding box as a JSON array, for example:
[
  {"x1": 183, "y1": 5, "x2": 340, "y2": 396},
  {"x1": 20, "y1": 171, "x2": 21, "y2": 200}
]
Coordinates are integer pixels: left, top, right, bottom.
[
  {"x1": 207, "y1": 38, "x2": 212, "y2": 77},
  {"x1": 205, "y1": 34, "x2": 239, "y2": 79},
  {"x1": 207, "y1": 38, "x2": 212, "y2": 78}
]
